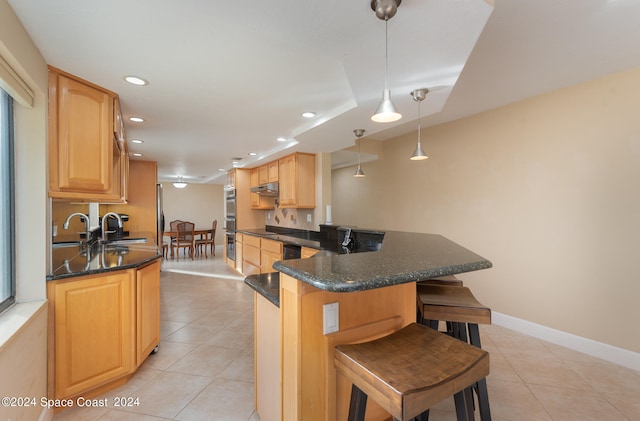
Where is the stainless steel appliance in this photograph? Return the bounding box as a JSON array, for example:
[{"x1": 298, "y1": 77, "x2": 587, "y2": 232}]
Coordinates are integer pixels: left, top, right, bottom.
[
  {"x1": 225, "y1": 187, "x2": 236, "y2": 260},
  {"x1": 156, "y1": 184, "x2": 164, "y2": 247}
]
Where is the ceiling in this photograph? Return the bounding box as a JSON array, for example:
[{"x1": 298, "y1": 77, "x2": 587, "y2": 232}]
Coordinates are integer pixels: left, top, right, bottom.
[{"x1": 8, "y1": 0, "x2": 640, "y2": 184}]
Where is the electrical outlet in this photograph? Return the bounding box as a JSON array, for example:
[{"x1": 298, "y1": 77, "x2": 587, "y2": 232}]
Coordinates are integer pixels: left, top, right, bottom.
[
  {"x1": 267, "y1": 212, "x2": 271, "y2": 220},
  {"x1": 307, "y1": 213, "x2": 312, "y2": 222},
  {"x1": 323, "y1": 302, "x2": 339, "y2": 334}
]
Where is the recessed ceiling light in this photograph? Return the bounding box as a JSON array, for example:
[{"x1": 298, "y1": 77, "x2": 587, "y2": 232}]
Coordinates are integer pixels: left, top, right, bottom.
[
  {"x1": 123, "y1": 76, "x2": 149, "y2": 86},
  {"x1": 302, "y1": 112, "x2": 316, "y2": 118},
  {"x1": 277, "y1": 137, "x2": 287, "y2": 142},
  {"x1": 131, "y1": 139, "x2": 144, "y2": 144},
  {"x1": 218, "y1": 168, "x2": 227, "y2": 172},
  {"x1": 248, "y1": 152, "x2": 257, "y2": 156},
  {"x1": 232, "y1": 160, "x2": 239, "y2": 164},
  {"x1": 132, "y1": 153, "x2": 143, "y2": 157},
  {"x1": 129, "y1": 117, "x2": 145, "y2": 123}
]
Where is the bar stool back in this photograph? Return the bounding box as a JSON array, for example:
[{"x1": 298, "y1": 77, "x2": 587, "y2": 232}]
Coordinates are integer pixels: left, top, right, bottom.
[{"x1": 334, "y1": 323, "x2": 490, "y2": 421}]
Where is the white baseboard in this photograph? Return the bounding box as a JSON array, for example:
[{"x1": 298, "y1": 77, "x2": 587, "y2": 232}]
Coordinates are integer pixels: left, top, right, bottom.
[{"x1": 492, "y1": 312, "x2": 640, "y2": 372}]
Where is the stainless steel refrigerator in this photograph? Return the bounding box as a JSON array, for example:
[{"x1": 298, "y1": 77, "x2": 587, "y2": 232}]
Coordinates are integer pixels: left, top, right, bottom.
[{"x1": 156, "y1": 184, "x2": 164, "y2": 247}]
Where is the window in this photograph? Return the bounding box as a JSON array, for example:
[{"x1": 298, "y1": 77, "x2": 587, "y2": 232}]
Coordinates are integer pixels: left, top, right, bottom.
[{"x1": 0, "y1": 88, "x2": 15, "y2": 313}]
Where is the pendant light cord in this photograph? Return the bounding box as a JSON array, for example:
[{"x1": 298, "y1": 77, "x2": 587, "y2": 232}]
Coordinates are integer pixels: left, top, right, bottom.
[
  {"x1": 384, "y1": 18, "x2": 389, "y2": 90},
  {"x1": 417, "y1": 99, "x2": 421, "y2": 146}
]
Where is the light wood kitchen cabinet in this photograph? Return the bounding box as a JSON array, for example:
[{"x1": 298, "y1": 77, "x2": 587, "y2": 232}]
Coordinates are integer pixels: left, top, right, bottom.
[
  {"x1": 243, "y1": 234, "x2": 262, "y2": 276},
  {"x1": 235, "y1": 233, "x2": 244, "y2": 272},
  {"x1": 278, "y1": 152, "x2": 316, "y2": 208},
  {"x1": 301, "y1": 247, "x2": 319, "y2": 259},
  {"x1": 136, "y1": 260, "x2": 161, "y2": 367},
  {"x1": 48, "y1": 270, "x2": 135, "y2": 399},
  {"x1": 250, "y1": 167, "x2": 275, "y2": 210},
  {"x1": 268, "y1": 161, "x2": 279, "y2": 182},
  {"x1": 47, "y1": 259, "x2": 162, "y2": 401},
  {"x1": 260, "y1": 237, "x2": 283, "y2": 273},
  {"x1": 48, "y1": 66, "x2": 127, "y2": 202}
]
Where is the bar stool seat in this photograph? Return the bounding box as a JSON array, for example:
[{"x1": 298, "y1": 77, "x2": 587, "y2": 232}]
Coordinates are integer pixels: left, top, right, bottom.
[
  {"x1": 417, "y1": 284, "x2": 492, "y2": 420},
  {"x1": 334, "y1": 323, "x2": 490, "y2": 421}
]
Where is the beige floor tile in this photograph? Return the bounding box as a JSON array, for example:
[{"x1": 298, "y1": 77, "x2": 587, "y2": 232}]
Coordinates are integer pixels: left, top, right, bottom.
[
  {"x1": 488, "y1": 353, "x2": 522, "y2": 383},
  {"x1": 121, "y1": 371, "x2": 212, "y2": 418},
  {"x1": 204, "y1": 318, "x2": 254, "y2": 350},
  {"x1": 529, "y1": 383, "x2": 627, "y2": 420},
  {"x1": 175, "y1": 378, "x2": 254, "y2": 421},
  {"x1": 164, "y1": 323, "x2": 225, "y2": 345},
  {"x1": 166, "y1": 344, "x2": 241, "y2": 377},
  {"x1": 97, "y1": 410, "x2": 168, "y2": 420},
  {"x1": 140, "y1": 340, "x2": 198, "y2": 371},
  {"x1": 217, "y1": 343, "x2": 255, "y2": 383},
  {"x1": 565, "y1": 358, "x2": 640, "y2": 395},
  {"x1": 505, "y1": 354, "x2": 595, "y2": 391},
  {"x1": 488, "y1": 378, "x2": 553, "y2": 420},
  {"x1": 160, "y1": 320, "x2": 189, "y2": 338},
  {"x1": 603, "y1": 391, "x2": 640, "y2": 420}
]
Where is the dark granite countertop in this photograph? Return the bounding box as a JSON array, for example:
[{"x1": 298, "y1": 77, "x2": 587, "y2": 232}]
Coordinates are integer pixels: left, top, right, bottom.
[
  {"x1": 48, "y1": 231, "x2": 161, "y2": 281},
  {"x1": 273, "y1": 231, "x2": 492, "y2": 292},
  {"x1": 244, "y1": 272, "x2": 280, "y2": 307}
]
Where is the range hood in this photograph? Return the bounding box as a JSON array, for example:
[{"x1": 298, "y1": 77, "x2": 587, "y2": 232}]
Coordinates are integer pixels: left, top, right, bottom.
[{"x1": 250, "y1": 182, "x2": 279, "y2": 196}]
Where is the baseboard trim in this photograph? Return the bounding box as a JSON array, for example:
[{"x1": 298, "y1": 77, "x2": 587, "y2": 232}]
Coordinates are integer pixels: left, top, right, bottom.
[{"x1": 492, "y1": 311, "x2": 640, "y2": 372}]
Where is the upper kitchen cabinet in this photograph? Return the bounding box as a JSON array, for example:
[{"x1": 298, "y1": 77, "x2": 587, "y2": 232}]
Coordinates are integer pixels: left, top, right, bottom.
[
  {"x1": 268, "y1": 161, "x2": 278, "y2": 183},
  {"x1": 278, "y1": 152, "x2": 315, "y2": 208},
  {"x1": 250, "y1": 167, "x2": 276, "y2": 210},
  {"x1": 48, "y1": 66, "x2": 128, "y2": 202}
]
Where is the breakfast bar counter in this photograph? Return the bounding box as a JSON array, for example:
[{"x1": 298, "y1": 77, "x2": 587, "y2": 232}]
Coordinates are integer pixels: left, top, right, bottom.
[{"x1": 249, "y1": 230, "x2": 492, "y2": 421}]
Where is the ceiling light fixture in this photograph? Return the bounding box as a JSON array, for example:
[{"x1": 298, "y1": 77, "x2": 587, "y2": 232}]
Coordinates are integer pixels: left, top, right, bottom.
[
  {"x1": 172, "y1": 176, "x2": 188, "y2": 189},
  {"x1": 129, "y1": 116, "x2": 145, "y2": 123},
  {"x1": 353, "y1": 129, "x2": 366, "y2": 177},
  {"x1": 123, "y1": 76, "x2": 149, "y2": 86},
  {"x1": 277, "y1": 137, "x2": 287, "y2": 142},
  {"x1": 302, "y1": 112, "x2": 316, "y2": 118},
  {"x1": 131, "y1": 139, "x2": 144, "y2": 144},
  {"x1": 132, "y1": 152, "x2": 143, "y2": 157},
  {"x1": 371, "y1": 0, "x2": 402, "y2": 123},
  {"x1": 410, "y1": 88, "x2": 429, "y2": 161}
]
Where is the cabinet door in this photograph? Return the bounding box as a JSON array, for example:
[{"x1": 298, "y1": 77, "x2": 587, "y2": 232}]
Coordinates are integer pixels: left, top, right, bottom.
[
  {"x1": 53, "y1": 271, "x2": 135, "y2": 399},
  {"x1": 258, "y1": 165, "x2": 269, "y2": 185},
  {"x1": 278, "y1": 155, "x2": 296, "y2": 206},
  {"x1": 136, "y1": 259, "x2": 161, "y2": 367},
  {"x1": 250, "y1": 168, "x2": 260, "y2": 208},
  {"x1": 55, "y1": 73, "x2": 113, "y2": 193},
  {"x1": 268, "y1": 161, "x2": 279, "y2": 182}
]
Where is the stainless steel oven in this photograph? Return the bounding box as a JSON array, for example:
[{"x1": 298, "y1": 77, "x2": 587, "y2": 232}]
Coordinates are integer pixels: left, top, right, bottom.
[{"x1": 225, "y1": 188, "x2": 236, "y2": 219}]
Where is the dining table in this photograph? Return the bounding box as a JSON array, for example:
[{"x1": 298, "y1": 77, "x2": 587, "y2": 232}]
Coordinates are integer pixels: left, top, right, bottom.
[{"x1": 163, "y1": 228, "x2": 212, "y2": 258}]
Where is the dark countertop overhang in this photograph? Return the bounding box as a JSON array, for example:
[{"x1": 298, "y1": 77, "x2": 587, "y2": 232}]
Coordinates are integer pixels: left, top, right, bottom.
[
  {"x1": 272, "y1": 231, "x2": 492, "y2": 293},
  {"x1": 48, "y1": 231, "x2": 161, "y2": 281}
]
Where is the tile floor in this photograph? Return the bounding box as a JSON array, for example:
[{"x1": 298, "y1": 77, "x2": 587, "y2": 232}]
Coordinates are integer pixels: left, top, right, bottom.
[{"x1": 53, "y1": 248, "x2": 640, "y2": 420}]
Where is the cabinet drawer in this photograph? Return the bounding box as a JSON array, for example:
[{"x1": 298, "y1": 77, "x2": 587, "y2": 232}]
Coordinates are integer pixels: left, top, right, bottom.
[
  {"x1": 244, "y1": 234, "x2": 261, "y2": 248},
  {"x1": 244, "y1": 244, "x2": 261, "y2": 267},
  {"x1": 261, "y1": 238, "x2": 282, "y2": 254}
]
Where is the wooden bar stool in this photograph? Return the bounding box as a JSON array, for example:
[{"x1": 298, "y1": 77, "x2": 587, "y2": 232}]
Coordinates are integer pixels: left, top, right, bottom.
[
  {"x1": 334, "y1": 323, "x2": 489, "y2": 421},
  {"x1": 417, "y1": 284, "x2": 492, "y2": 421},
  {"x1": 416, "y1": 274, "x2": 464, "y2": 287}
]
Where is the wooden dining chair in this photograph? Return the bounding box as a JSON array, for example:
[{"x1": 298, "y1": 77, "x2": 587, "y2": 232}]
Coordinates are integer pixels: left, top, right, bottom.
[
  {"x1": 172, "y1": 221, "x2": 195, "y2": 261},
  {"x1": 195, "y1": 219, "x2": 217, "y2": 258},
  {"x1": 167, "y1": 220, "x2": 183, "y2": 259}
]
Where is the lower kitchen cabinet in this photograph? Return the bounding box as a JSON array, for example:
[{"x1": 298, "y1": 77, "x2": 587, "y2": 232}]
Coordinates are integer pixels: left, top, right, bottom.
[
  {"x1": 242, "y1": 234, "x2": 262, "y2": 276},
  {"x1": 49, "y1": 270, "x2": 135, "y2": 399},
  {"x1": 136, "y1": 259, "x2": 161, "y2": 367},
  {"x1": 260, "y1": 237, "x2": 283, "y2": 273},
  {"x1": 47, "y1": 258, "x2": 161, "y2": 401}
]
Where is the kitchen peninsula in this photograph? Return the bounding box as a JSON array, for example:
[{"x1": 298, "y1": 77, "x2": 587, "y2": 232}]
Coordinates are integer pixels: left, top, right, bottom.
[{"x1": 245, "y1": 229, "x2": 492, "y2": 421}]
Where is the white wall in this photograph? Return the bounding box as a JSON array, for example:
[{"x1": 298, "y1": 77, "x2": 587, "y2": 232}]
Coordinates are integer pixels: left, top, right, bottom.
[
  {"x1": 333, "y1": 67, "x2": 640, "y2": 355},
  {"x1": 0, "y1": 0, "x2": 49, "y2": 419}
]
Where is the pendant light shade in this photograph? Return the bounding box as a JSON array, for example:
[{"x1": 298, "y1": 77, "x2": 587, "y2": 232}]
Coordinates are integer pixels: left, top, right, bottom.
[
  {"x1": 353, "y1": 129, "x2": 366, "y2": 177},
  {"x1": 410, "y1": 88, "x2": 429, "y2": 161},
  {"x1": 371, "y1": 0, "x2": 402, "y2": 123},
  {"x1": 173, "y1": 176, "x2": 188, "y2": 188}
]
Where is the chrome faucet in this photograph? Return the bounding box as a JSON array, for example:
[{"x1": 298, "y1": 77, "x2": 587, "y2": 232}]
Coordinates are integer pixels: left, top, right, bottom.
[
  {"x1": 101, "y1": 212, "x2": 123, "y2": 242},
  {"x1": 63, "y1": 212, "x2": 91, "y2": 241}
]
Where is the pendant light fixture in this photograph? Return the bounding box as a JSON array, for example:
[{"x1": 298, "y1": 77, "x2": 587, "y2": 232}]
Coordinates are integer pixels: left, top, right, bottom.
[
  {"x1": 410, "y1": 88, "x2": 429, "y2": 160},
  {"x1": 353, "y1": 129, "x2": 366, "y2": 177},
  {"x1": 371, "y1": 0, "x2": 402, "y2": 123},
  {"x1": 172, "y1": 176, "x2": 188, "y2": 188}
]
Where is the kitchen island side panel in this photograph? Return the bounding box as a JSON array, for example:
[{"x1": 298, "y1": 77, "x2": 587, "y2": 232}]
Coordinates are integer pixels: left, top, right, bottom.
[{"x1": 280, "y1": 273, "x2": 415, "y2": 421}]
